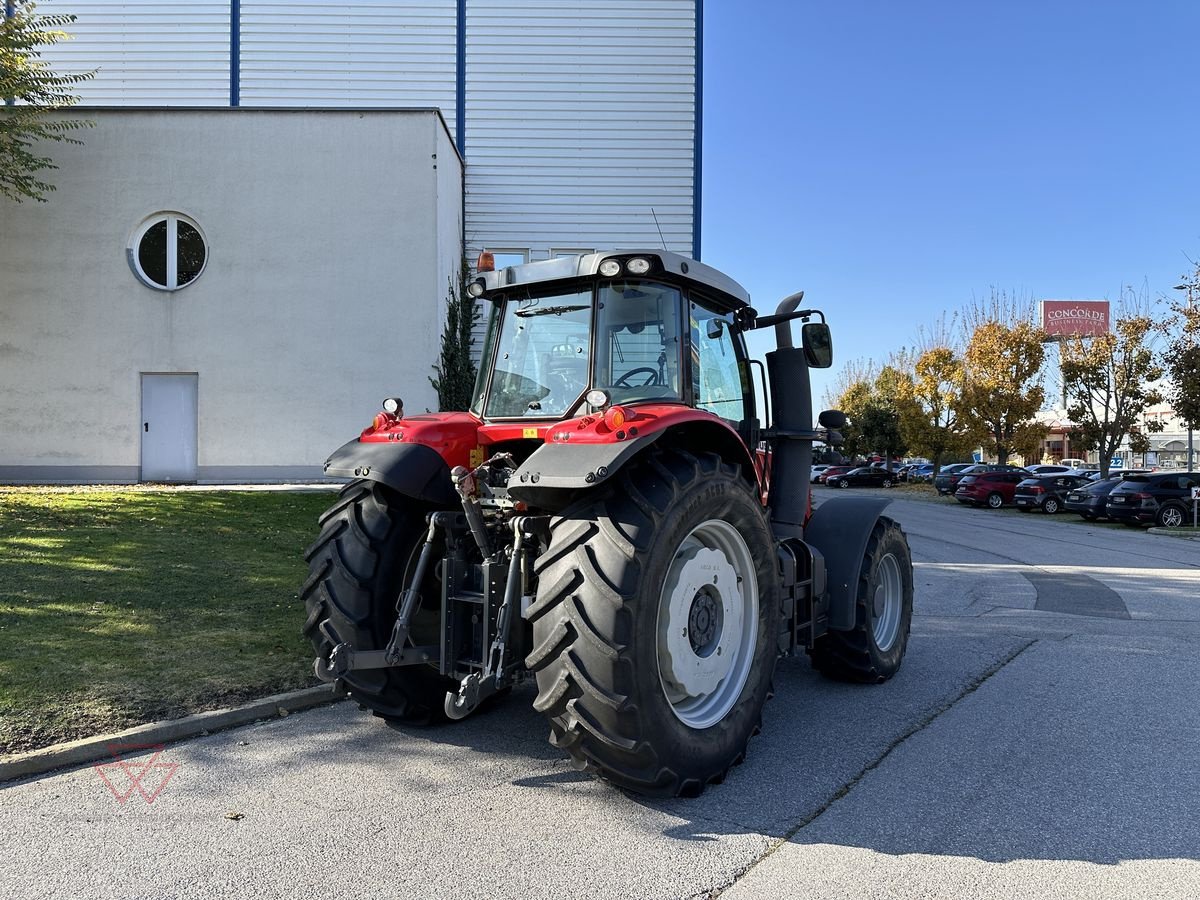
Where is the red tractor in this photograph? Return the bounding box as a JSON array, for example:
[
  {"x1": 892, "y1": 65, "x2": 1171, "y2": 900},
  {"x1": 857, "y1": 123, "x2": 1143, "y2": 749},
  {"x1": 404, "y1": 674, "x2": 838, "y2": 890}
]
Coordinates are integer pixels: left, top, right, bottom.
[{"x1": 304, "y1": 251, "x2": 912, "y2": 797}]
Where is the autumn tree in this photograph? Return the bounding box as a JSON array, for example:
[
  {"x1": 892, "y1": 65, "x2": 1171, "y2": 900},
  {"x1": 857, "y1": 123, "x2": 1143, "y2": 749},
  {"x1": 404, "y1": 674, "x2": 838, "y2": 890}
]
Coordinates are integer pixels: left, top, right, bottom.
[
  {"x1": 1160, "y1": 263, "x2": 1200, "y2": 467},
  {"x1": 1, "y1": 1, "x2": 93, "y2": 202},
  {"x1": 1060, "y1": 308, "x2": 1164, "y2": 478},
  {"x1": 897, "y1": 345, "x2": 976, "y2": 473},
  {"x1": 957, "y1": 318, "x2": 1048, "y2": 465}
]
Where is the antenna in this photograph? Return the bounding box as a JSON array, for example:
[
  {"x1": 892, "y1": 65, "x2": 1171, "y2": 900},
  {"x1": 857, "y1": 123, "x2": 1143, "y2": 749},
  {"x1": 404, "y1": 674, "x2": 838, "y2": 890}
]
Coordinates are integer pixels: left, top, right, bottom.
[{"x1": 650, "y1": 208, "x2": 668, "y2": 251}]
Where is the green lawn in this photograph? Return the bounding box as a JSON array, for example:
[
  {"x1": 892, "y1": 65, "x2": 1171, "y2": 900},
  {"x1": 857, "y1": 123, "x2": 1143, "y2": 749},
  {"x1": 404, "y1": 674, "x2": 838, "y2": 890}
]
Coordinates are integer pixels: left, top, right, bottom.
[{"x1": 0, "y1": 489, "x2": 334, "y2": 756}]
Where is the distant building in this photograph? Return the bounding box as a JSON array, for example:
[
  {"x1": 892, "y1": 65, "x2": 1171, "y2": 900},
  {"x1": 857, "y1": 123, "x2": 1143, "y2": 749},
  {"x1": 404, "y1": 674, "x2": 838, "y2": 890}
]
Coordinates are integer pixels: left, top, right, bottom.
[{"x1": 0, "y1": 0, "x2": 701, "y2": 482}]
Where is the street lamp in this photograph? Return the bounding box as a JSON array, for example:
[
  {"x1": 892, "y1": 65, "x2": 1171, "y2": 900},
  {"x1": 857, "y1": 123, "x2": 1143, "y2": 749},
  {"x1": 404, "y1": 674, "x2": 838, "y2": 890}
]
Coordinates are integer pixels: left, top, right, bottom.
[{"x1": 1173, "y1": 283, "x2": 1195, "y2": 472}]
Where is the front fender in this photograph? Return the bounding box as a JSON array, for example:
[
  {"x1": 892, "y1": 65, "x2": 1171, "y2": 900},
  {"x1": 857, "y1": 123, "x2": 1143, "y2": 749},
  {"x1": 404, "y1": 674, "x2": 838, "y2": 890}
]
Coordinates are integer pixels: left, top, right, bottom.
[
  {"x1": 323, "y1": 439, "x2": 457, "y2": 507},
  {"x1": 804, "y1": 496, "x2": 893, "y2": 630}
]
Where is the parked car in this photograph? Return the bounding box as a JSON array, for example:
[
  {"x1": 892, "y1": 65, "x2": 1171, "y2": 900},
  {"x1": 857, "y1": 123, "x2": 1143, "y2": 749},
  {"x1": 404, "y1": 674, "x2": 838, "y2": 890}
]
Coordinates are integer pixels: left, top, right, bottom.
[
  {"x1": 816, "y1": 465, "x2": 854, "y2": 484},
  {"x1": 933, "y1": 463, "x2": 976, "y2": 495},
  {"x1": 937, "y1": 463, "x2": 1028, "y2": 496},
  {"x1": 1105, "y1": 472, "x2": 1200, "y2": 527},
  {"x1": 1084, "y1": 467, "x2": 1152, "y2": 482},
  {"x1": 826, "y1": 466, "x2": 899, "y2": 488},
  {"x1": 907, "y1": 463, "x2": 936, "y2": 483},
  {"x1": 810, "y1": 464, "x2": 831, "y2": 483},
  {"x1": 1064, "y1": 476, "x2": 1128, "y2": 521},
  {"x1": 1026, "y1": 464, "x2": 1072, "y2": 476},
  {"x1": 1013, "y1": 473, "x2": 1093, "y2": 514},
  {"x1": 954, "y1": 470, "x2": 1029, "y2": 508}
]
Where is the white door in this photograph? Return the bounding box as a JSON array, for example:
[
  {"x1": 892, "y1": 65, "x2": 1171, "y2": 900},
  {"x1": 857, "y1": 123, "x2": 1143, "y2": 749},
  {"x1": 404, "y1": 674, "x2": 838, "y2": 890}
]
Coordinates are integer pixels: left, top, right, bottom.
[{"x1": 140, "y1": 373, "x2": 198, "y2": 482}]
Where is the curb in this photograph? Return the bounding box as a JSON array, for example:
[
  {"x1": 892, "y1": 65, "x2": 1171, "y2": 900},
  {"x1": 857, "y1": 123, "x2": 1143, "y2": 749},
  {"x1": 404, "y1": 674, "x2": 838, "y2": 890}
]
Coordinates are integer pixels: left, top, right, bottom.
[
  {"x1": 0, "y1": 684, "x2": 344, "y2": 785},
  {"x1": 1147, "y1": 526, "x2": 1200, "y2": 541}
]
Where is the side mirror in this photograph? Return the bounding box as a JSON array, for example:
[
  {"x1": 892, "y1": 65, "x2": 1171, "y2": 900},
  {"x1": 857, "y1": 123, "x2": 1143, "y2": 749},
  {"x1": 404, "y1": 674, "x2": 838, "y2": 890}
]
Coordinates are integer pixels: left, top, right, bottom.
[
  {"x1": 818, "y1": 409, "x2": 847, "y2": 429},
  {"x1": 706, "y1": 318, "x2": 725, "y2": 340},
  {"x1": 801, "y1": 322, "x2": 833, "y2": 368}
]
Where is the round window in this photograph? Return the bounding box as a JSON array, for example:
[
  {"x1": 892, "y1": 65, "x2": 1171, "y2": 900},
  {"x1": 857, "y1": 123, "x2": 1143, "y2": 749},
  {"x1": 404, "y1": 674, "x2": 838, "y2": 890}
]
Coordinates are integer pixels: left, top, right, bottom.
[{"x1": 128, "y1": 212, "x2": 208, "y2": 290}]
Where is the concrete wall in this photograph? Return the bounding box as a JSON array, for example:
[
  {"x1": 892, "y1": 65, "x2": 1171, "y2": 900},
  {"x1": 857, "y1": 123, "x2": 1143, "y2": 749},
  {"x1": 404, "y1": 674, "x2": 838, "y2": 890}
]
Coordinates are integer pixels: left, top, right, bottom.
[{"x1": 0, "y1": 109, "x2": 463, "y2": 482}]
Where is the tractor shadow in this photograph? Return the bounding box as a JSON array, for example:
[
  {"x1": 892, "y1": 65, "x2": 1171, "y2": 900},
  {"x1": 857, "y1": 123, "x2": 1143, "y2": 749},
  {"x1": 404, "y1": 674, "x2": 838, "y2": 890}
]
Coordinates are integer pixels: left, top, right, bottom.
[{"x1": 333, "y1": 623, "x2": 1199, "y2": 867}]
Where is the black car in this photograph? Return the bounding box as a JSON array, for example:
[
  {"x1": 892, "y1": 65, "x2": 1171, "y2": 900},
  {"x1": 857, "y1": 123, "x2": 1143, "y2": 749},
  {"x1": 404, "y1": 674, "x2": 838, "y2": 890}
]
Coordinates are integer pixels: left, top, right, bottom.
[
  {"x1": 1064, "y1": 476, "x2": 1127, "y2": 520},
  {"x1": 825, "y1": 466, "x2": 899, "y2": 488},
  {"x1": 1013, "y1": 473, "x2": 1093, "y2": 514},
  {"x1": 1105, "y1": 472, "x2": 1200, "y2": 527}
]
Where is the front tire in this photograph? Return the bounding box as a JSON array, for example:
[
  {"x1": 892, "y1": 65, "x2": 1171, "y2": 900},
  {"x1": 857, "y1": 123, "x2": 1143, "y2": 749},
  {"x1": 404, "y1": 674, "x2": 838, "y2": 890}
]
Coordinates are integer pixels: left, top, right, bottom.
[
  {"x1": 810, "y1": 517, "x2": 912, "y2": 683},
  {"x1": 987, "y1": 492, "x2": 1003, "y2": 509},
  {"x1": 301, "y1": 480, "x2": 456, "y2": 723},
  {"x1": 1042, "y1": 497, "x2": 1061, "y2": 514},
  {"x1": 525, "y1": 449, "x2": 780, "y2": 797}
]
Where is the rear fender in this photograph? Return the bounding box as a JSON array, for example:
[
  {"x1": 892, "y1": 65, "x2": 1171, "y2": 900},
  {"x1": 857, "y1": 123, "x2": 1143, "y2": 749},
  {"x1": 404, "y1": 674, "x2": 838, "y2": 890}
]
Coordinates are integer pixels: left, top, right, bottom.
[
  {"x1": 507, "y1": 409, "x2": 757, "y2": 510},
  {"x1": 804, "y1": 496, "x2": 893, "y2": 630},
  {"x1": 323, "y1": 439, "x2": 458, "y2": 507}
]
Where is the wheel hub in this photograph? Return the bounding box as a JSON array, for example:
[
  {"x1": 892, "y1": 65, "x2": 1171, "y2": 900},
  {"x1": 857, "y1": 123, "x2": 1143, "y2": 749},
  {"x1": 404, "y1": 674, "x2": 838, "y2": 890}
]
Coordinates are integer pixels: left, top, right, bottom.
[
  {"x1": 687, "y1": 588, "x2": 722, "y2": 654},
  {"x1": 660, "y1": 546, "x2": 743, "y2": 700}
]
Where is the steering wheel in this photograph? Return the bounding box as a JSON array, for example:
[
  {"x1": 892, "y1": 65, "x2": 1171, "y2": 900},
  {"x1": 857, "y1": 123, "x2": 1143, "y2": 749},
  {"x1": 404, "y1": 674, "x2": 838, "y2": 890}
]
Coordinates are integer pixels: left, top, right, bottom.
[{"x1": 613, "y1": 367, "x2": 661, "y2": 388}]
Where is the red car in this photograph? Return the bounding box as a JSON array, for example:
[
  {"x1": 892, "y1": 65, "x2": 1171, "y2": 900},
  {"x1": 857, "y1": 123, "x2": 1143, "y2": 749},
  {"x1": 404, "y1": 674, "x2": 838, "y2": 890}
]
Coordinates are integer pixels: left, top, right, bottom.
[{"x1": 954, "y1": 470, "x2": 1029, "y2": 508}]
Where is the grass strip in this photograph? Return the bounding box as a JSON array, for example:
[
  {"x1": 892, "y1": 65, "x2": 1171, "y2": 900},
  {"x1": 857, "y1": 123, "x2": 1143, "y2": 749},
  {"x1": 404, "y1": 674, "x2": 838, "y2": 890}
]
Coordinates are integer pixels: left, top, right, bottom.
[{"x1": 0, "y1": 489, "x2": 332, "y2": 755}]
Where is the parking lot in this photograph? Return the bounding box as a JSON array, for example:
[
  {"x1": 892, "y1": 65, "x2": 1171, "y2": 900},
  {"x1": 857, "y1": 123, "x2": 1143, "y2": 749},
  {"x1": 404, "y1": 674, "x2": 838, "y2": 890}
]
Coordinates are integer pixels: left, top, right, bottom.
[{"x1": 2, "y1": 492, "x2": 1197, "y2": 900}]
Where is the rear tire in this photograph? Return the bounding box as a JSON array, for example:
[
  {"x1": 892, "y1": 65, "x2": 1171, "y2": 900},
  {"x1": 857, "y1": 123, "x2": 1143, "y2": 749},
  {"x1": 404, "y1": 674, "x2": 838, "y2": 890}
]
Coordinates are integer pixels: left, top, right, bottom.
[
  {"x1": 1158, "y1": 504, "x2": 1185, "y2": 528},
  {"x1": 810, "y1": 517, "x2": 912, "y2": 683},
  {"x1": 301, "y1": 480, "x2": 456, "y2": 724},
  {"x1": 525, "y1": 449, "x2": 780, "y2": 797}
]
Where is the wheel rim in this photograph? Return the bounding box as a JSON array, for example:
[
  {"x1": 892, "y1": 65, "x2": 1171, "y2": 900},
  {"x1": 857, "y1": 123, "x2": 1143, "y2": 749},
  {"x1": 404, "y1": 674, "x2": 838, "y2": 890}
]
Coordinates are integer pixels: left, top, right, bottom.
[
  {"x1": 988, "y1": 493, "x2": 1002, "y2": 508},
  {"x1": 1162, "y1": 507, "x2": 1183, "y2": 528},
  {"x1": 1044, "y1": 499, "x2": 1059, "y2": 514},
  {"x1": 657, "y1": 519, "x2": 759, "y2": 729},
  {"x1": 872, "y1": 552, "x2": 904, "y2": 652}
]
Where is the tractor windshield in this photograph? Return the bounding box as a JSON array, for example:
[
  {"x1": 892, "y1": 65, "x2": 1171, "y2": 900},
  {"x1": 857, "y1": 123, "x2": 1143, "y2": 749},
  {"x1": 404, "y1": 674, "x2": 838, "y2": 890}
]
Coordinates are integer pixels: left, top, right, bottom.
[{"x1": 475, "y1": 279, "x2": 684, "y2": 420}]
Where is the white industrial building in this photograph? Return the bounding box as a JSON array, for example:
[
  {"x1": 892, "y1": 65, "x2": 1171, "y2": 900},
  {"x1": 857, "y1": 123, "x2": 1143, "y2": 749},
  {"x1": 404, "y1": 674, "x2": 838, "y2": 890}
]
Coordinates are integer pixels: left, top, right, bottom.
[{"x1": 0, "y1": 0, "x2": 701, "y2": 482}]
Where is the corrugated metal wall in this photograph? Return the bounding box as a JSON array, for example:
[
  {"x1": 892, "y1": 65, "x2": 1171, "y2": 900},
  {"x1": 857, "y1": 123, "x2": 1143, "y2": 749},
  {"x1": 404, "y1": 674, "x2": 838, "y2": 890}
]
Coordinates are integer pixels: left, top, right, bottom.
[
  {"x1": 35, "y1": 1, "x2": 232, "y2": 105},
  {"x1": 464, "y1": 0, "x2": 697, "y2": 262},
  {"x1": 239, "y1": 0, "x2": 457, "y2": 139},
  {"x1": 36, "y1": 0, "x2": 696, "y2": 257}
]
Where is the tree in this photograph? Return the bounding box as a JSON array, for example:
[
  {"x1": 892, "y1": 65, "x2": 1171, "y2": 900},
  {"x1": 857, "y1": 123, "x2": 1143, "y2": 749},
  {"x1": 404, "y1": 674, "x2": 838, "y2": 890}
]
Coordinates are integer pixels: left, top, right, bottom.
[
  {"x1": 834, "y1": 364, "x2": 914, "y2": 465},
  {"x1": 957, "y1": 319, "x2": 1047, "y2": 465},
  {"x1": 1161, "y1": 263, "x2": 1200, "y2": 463},
  {"x1": 898, "y1": 345, "x2": 977, "y2": 474},
  {"x1": 429, "y1": 257, "x2": 479, "y2": 411},
  {"x1": 1060, "y1": 306, "x2": 1164, "y2": 478},
  {"x1": 1, "y1": 1, "x2": 93, "y2": 202}
]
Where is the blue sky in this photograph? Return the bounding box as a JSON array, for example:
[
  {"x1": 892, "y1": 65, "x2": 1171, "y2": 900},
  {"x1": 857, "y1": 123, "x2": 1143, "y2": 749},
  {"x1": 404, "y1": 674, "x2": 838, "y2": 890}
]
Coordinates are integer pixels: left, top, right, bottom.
[{"x1": 700, "y1": 1, "x2": 1200, "y2": 402}]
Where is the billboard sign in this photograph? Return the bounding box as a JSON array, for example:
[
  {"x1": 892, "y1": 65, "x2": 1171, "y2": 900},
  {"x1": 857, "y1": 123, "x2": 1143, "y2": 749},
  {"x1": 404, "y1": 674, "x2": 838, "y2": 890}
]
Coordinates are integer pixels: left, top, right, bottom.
[{"x1": 1041, "y1": 300, "x2": 1110, "y2": 338}]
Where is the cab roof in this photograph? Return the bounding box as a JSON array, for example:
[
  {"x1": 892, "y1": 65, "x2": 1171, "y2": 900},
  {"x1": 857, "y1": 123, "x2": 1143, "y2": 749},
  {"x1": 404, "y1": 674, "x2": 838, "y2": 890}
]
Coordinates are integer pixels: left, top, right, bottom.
[{"x1": 473, "y1": 250, "x2": 752, "y2": 309}]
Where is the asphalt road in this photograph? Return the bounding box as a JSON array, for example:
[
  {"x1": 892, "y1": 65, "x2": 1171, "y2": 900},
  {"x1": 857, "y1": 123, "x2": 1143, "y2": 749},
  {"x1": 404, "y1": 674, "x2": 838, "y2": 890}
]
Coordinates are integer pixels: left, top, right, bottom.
[{"x1": 3, "y1": 490, "x2": 1198, "y2": 899}]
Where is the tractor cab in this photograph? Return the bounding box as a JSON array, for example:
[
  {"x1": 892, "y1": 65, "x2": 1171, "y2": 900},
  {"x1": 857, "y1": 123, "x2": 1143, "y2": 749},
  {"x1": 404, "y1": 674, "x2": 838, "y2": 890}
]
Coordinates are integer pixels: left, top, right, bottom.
[{"x1": 467, "y1": 251, "x2": 753, "y2": 434}]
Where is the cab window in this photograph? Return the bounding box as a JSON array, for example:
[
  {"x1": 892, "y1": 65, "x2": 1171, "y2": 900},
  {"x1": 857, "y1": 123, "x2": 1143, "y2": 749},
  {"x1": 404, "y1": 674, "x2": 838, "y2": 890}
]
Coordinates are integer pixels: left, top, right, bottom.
[{"x1": 689, "y1": 301, "x2": 746, "y2": 426}]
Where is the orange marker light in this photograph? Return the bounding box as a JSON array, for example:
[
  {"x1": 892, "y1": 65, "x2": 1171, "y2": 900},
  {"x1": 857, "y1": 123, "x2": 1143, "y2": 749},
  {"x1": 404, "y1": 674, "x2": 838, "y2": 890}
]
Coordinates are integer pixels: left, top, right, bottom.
[
  {"x1": 603, "y1": 406, "x2": 628, "y2": 430},
  {"x1": 477, "y1": 251, "x2": 495, "y2": 272}
]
